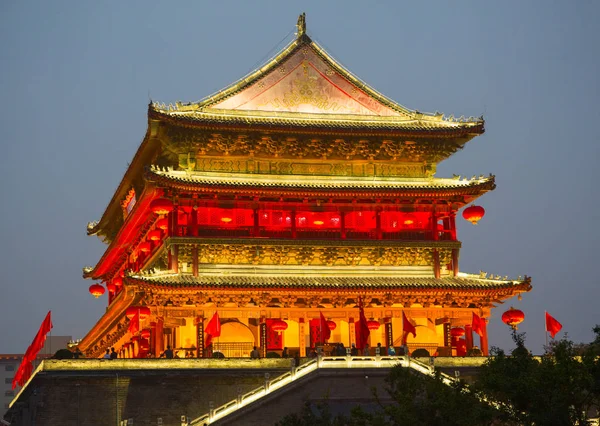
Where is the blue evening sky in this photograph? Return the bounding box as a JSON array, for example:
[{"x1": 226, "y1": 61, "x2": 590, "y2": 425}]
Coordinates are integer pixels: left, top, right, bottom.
[{"x1": 0, "y1": 1, "x2": 598, "y2": 354}]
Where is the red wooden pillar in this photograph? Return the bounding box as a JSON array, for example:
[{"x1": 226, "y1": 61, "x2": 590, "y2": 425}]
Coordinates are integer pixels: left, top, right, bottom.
[
  {"x1": 167, "y1": 211, "x2": 174, "y2": 237},
  {"x1": 452, "y1": 248, "x2": 460, "y2": 276},
  {"x1": 375, "y1": 210, "x2": 382, "y2": 240},
  {"x1": 170, "y1": 245, "x2": 179, "y2": 273},
  {"x1": 449, "y1": 213, "x2": 457, "y2": 241},
  {"x1": 480, "y1": 318, "x2": 489, "y2": 356},
  {"x1": 192, "y1": 245, "x2": 198, "y2": 277},
  {"x1": 154, "y1": 317, "x2": 164, "y2": 358},
  {"x1": 465, "y1": 324, "x2": 474, "y2": 352},
  {"x1": 432, "y1": 212, "x2": 439, "y2": 241},
  {"x1": 291, "y1": 210, "x2": 297, "y2": 239},
  {"x1": 190, "y1": 207, "x2": 198, "y2": 237},
  {"x1": 433, "y1": 249, "x2": 441, "y2": 279},
  {"x1": 443, "y1": 217, "x2": 450, "y2": 240},
  {"x1": 253, "y1": 207, "x2": 260, "y2": 237}
]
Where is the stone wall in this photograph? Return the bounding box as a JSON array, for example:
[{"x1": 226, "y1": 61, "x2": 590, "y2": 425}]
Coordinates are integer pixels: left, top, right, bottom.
[{"x1": 5, "y1": 359, "x2": 291, "y2": 426}]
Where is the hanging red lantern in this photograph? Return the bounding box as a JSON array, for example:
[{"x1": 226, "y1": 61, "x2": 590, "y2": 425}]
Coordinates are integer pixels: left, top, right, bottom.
[
  {"x1": 502, "y1": 307, "x2": 525, "y2": 329},
  {"x1": 156, "y1": 218, "x2": 169, "y2": 230},
  {"x1": 113, "y1": 277, "x2": 123, "y2": 287},
  {"x1": 462, "y1": 205, "x2": 485, "y2": 225},
  {"x1": 451, "y1": 327, "x2": 465, "y2": 338},
  {"x1": 140, "y1": 329, "x2": 151, "y2": 339},
  {"x1": 89, "y1": 284, "x2": 105, "y2": 298},
  {"x1": 126, "y1": 306, "x2": 151, "y2": 320},
  {"x1": 138, "y1": 306, "x2": 151, "y2": 320},
  {"x1": 271, "y1": 319, "x2": 288, "y2": 333},
  {"x1": 326, "y1": 320, "x2": 337, "y2": 331},
  {"x1": 148, "y1": 230, "x2": 162, "y2": 241},
  {"x1": 150, "y1": 198, "x2": 174, "y2": 215},
  {"x1": 106, "y1": 282, "x2": 116, "y2": 293},
  {"x1": 139, "y1": 242, "x2": 151, "y2": 253},
  {"x1": 367, "y1": 320, "x2": 380, "y2": 331}
]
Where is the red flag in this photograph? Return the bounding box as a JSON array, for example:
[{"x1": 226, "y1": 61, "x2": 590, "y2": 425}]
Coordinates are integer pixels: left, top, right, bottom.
[
  {"x1": 128, "y1": 311, "x2": 140, "y2": 335},
  {"x1": 319, "y1": 312, "x2": 331, "y2": 344},
  {"x1": 355, "y1": 299, "x2": 370, "y2": 350},
  {"x1": 545, "y1": 312, "x2": 563, "y2": 338},
  {"x1": 12, "y1": 311, "x2": 53, "y2": 389},
  {"x1": 205, "y1": 311, "x2": 221, "y2": 348},
  {"x1": 472, "y1": 312, "x2": 484, "y2": 337},
  {"x1": 402, "y1": 312, "x2": 416, "y2": 339}
]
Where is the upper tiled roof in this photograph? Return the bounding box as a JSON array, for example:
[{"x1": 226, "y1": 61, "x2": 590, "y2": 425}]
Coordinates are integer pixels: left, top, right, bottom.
[{"x1": 149, "y1": 16, "x2": 484, "y2": 135}]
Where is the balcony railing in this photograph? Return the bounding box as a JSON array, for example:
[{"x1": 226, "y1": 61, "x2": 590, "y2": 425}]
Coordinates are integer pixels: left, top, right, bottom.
[{"x1": 174, "y1": 226, "x2": 455, "y2": 242}]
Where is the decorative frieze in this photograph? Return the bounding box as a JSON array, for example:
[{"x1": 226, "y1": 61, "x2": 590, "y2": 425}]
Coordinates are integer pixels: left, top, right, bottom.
[
  {"x1": 165, "y1": 240, "x2": 456, "y2": 268},
  {"x1": 166, "y1": 127, "x2": 454, "y2": 174}
]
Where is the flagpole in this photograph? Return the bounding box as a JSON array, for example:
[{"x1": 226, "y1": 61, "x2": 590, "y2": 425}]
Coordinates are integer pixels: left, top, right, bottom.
[{"x1": 544, "y1": 311, "x2": 548, "y2": 348}]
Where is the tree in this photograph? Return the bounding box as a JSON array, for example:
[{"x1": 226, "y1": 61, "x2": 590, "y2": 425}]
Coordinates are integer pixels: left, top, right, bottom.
[
  {"x1": 277, "y1": 327, "x2": 600, "y2": 425},
  {"x1": 474, "y1": 328, "x2": 600, "y2": 426},
  {"x1": 277, "y1": 365, "x2": 503, "y2": 426}
]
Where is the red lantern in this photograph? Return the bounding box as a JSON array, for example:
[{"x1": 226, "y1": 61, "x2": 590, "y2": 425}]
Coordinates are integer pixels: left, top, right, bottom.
[
  {"x1": 367, "y1": 320, "x2": 380, "y2": 331},
  {"x1": 106, "y1": 282, "x2": 116, "y2": 293},
  {"x1": 462, "y1": 205, "x2": 485, "y2": 225},
  {"x1": 148, "y1": 230, "x2": 161, "y2": 241},
  {"x1": 89, "y1": 284, "x2": 105, "y2": 298},
  {"x1": 126, "y1": 306, "x2": 151, "y2": 320},
  {"x1": 150, "y1": 198, "x2": 174, "y2": 215},
  {"x1": 156, "y1": 218, "x2": 169, "y2": 230},
  {"x1": 140, "y1": 329, "x2": 151, "y2": 339},
  {"x1": 502, "y1": 307, "x2": 525, "y2": 329},
  {"x1": 451, "y1": 327, "x2": 465, "y2": 338},
  {"x1": 139, "y1": 242, "x2": 151, "y2": 253},
  {"x1": 113, "y1": 277, "x2": 123, "y2": 287},
  {"x1": 271, "y1": 319, "x2": 288, "y2": 333},
  {"x1": 327, "y1": 320, "x2": 337, "y2": 331}
]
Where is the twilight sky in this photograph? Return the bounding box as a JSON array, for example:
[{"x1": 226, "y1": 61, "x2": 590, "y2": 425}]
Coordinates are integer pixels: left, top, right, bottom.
[{"x1": 0, "y1": 1, "x2": 598, "y2": 354}]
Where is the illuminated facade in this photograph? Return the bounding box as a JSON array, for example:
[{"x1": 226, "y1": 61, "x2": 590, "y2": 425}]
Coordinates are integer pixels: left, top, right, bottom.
[{"x1": 80, "y1": 15, "x2": 531, "y2": 359}]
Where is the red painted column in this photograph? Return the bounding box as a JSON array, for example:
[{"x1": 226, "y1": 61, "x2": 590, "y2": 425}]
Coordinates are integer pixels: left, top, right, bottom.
[
  {"x1": 432, "y1": 213, "x2": 439, "y2": 241},
  {"x1": 155, "y1": 317, "x2": 164, "y2": 358},
  {"x1": 452, "y1": 249, "x2": 460, "y2": 276},
  {"x1": 450, "y1": 213, "x2": 457, "y2": 241},
  {"x1": 170, "y1": 245, "x2": 179, "y2": 273},
  {"x1": 192, "y1": 245, "x2": 198, "y2": 277},
  {"x1": 340, "y1": 211, "x2": 346, "y2": 239},
  {"x1": 172, "y1": 205, "x2": 179, "y2": 237},
  {"x1": 291, "y1": 210, "x2": 297, "y2": 239},
  {"x1": 480, "y1": 318, "x2": 489, "y2": 356},
  {"x1": 190, "y1": 207, "x2": 198, "y2": 237},
  {"x1": 433, "y1": 249, "x2": 441, "y2": 279},
  {"x1": 253, "y1": 207, "x2": 260, "y2": 237},
  {"x1": 465, "y1": 324, "x2": 474, "y2": 352}
]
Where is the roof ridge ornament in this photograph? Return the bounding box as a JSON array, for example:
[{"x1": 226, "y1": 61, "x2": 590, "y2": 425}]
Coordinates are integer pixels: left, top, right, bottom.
[{"x1": 296, "y1": 13, "x2": 306, "y2": 38}]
